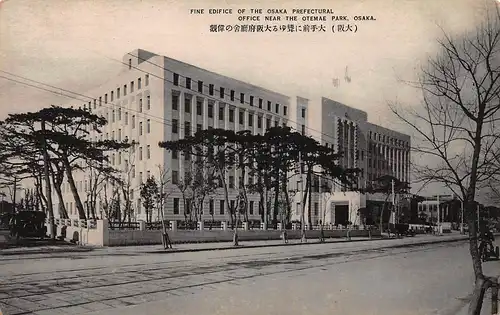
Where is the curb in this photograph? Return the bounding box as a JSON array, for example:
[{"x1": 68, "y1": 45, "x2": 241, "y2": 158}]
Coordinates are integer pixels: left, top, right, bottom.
[
  {"x1": 143, "y1": 235, "x2": 469, "y2": 255},
  {"x1": 0, "y1": 235, "x2": 471, "y2": 256}
]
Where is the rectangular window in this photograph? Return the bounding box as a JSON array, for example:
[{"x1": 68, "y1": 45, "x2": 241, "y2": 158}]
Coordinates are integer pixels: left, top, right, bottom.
[
  {"x1": 198, "y1": 81, "x2": 203, "y2": 93},
  {"x1": 111, "y1": 91, "x2": 114, "y2": 101},
  {"x1": 139, "y1": 147, "x2": 143, "y2": 160},
  {"x1": 266, "y1": 118, "x2": 271, "y2": 129},
  {"x1": 105, "y1": 94, "x2": 108, "y2": 104},
  {"x1": 172, "y1": 171, "x2": 179, "y2": 185},
  {"x1": 125, "y1": 112, "x2": 128, "y2": 125},
  {"x1": 117, "y1": 88, "x2": 120, "y2": 99},
  {"x1": 219, "y1": 200, "x2": 225, "y2": 215},
  {"x1": 229, "y1": 176, "x2": 234, "y2": 189},
  {"x1": 267, "y1": 101, "x2": 271, "y2": 111},
  {"x1": 196, "y1": 100, "x2": 202, "y2": 116},
  {"x1": 173, "y1": 73, "x2": 179, "y2": 86},
  {"x1": 93, "y1": 99, "x2": 96, "y2": 109},
  {"x1": 172, "y1": 119, "x2": 178, "y2": 133},
  {"x1": 185, "y1": 121, "x2": 191, "y2": 136},
  {"x1": 219, "y1": 106, "x2": 224, "y2": 121},
  {"x1": 284, "y1": 106, "x2": 288, "y2": 116},
  {"x1": 314, "y1": 202, "x2": 319, "y2": 216},
  {"x1": 131, "y1": 81, "x2": 134, "y2": 92},
  {"x1": 301, "y1": 124, "x2": 305, "y2": 135},
  {"x1": 139, "y1": 122, "x2": 143, "y2": 136},
  {"x1": 186, "y1": 77, "x2": 191, "y2": 89},
  {"x1": 147, "y1": 96, "x2": 150, "y2": 110},
  {"x1": 185, "y1": 96, "x2": 191, "y2": 113},
  {"x1": 230, "y1": 90, "x2": 235, "y2": 101},
  {"x1": 124, "y1": 84, "x2": 127, "y2": 96},
  {"x1": 118, "y1": 107, "x2": 121, "y2": 121},
  {"x1": 112, "y1": 110, "x2": 115, "y2": 123},
  {"x1": 132, "y1": 115, "x2": 136, "y2": 128},
  {"x1": 147, "y1": 145, "x2": 151, "y2": 159},
  {"x1": 118, "y1": 129, "x2": 122, "y2": 141},
  {"x1": 249, "y1": 201, "x2": 254, "y2": 215},
  {"x1": 229, "y1": 109, "x2": 234, "y2": 123},
  {"x1": 99, "y1": 97, "x2": 102, "y2": 106},
  {"x1": 250, "y1": 96, "x2": 254, "y2": 106},
  {"x1": 275, "y1": 103, "x2": 279, "y2": 114},
  {"x1": 240, "y1": 93, "x2": 244, "y2": 104},
  {"x1": 208, "y1": 103, "x2": 214, "y2": 118},
  {"x1": 239, "y1": 111, "x2": 244, "y2": 124},
  {"x1": 220, "y1": 87, "x2": 225, "y2": 99},
  {"x1": 145, "y1": 74, "x2": 149, "y2": 86},
  {"x1": 147, "y1": 119, "x2": 151, "y2": 133},
  {"x1": 139, "y1": 98, "x2": 143, "y2": 112},
  {"x1": 248, "y1": 113, "x2": 253, "y2": 127},
  {"x1": 173, "y1": 198, "x2": 179, "y2": 214},
  {"x1": 172, "y1": 94, "x2": 179, "y2": 110},
  {"x1": 172, "y1": 148, "x2": 178, "y2": 159},
  {"x1": 209, "y1": 84, "x2": 214, "y2": 96},
  {"x1": 128, "y1": 58, "x2": 132, "y2": 69},
  {"x1": 257, "y1": 116, "x2": 262, "y2": 128}
]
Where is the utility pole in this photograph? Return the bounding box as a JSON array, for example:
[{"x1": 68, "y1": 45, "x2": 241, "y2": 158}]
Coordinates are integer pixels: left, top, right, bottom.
[
  {"x1": 460, "y1": 199, "x2": 464, "y2": 234},
  {"x1": 299, "y1": 151, "x2": 306, "y2": 243},
  {"x1": 391, "y1": 179, "x2": 395, "y2": 225},
  {"x1": 437, "y1": 194, "x2": 441, "y2": 235}
]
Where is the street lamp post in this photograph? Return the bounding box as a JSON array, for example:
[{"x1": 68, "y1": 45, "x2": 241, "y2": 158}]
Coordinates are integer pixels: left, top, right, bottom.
[
  {"x1": 437, "y1": 194, "x2": 441, "y2": 235},
  {"x1": 460, "y1": 199, "x2": 464, "y2": 234}
]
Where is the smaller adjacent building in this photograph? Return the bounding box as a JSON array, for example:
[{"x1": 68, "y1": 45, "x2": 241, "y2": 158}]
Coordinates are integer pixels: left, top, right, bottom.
[{"x1": 417, "y1": 194, "x2": 462, "y2": 225}]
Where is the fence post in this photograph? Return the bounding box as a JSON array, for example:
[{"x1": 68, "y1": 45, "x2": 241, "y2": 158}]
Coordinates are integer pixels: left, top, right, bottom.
[
  {"x1": 139, "y1": 220, "x2": 146, "y2": 231},
  {"x1": 97, "y1": 219, "x2": 109, "y2": 246},
  {"x1": 221, "y1": 221, "x2": 228, "y2": 231},
  {"x1": 197, "y1": 221, "x2": 204, "y2": 231},
  {"x1": 277, "y1": 222, "x2": 282, "y2": 231},
  {"x1": 170, "y1": 221, "x2": 177, "y2": 231}
]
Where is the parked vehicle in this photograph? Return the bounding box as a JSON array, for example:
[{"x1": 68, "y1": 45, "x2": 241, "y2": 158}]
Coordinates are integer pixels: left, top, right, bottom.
[{"x1": 9, "y1": 211, "x2": 47, "y2": 239}]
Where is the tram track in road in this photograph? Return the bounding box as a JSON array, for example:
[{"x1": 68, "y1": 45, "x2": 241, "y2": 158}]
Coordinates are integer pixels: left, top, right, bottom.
[
  {"x1": 0, "y1": 242, "x2": 462, "y2": 300},
  {"x1": 0, "y1": 241, "x2": 466, "y2": 315},
  {"x1": 0, "y1": 239, "x2": 466, "y2": 288}
]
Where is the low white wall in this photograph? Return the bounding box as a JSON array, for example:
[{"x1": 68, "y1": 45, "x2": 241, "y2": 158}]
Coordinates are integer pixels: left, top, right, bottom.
[
  {"x1": 108, "y1": 228, "x2": 380, "y2": 246},
  {"x1": 47, "y1": 219, "x2": 381, "y2": 247}
]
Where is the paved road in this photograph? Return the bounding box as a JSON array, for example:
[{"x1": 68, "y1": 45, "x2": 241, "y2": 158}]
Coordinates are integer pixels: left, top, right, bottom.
[{"x1": 0, "y1": 235, "x2": 498, "y2": 315}]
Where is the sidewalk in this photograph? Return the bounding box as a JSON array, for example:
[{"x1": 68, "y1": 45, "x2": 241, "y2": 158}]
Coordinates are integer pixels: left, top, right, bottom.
[{"x1": 0, "y1": 232, "x2": 469, "y2": 256}]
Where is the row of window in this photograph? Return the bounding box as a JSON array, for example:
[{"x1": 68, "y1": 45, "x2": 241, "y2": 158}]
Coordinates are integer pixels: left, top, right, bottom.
[
  {"x1": 172, "y1": 198, "x2": 257, "y2": 215},
  {"x1": 170, "y1": 114, "x2": 284, "y2": 134},
  {"x1": 171, "y1": 93, "x2": 286, "y2": 126},
  {"x1": 369, "y1": 131, "x2": 409, "y2": 148},
  {"x1": 172, "y1": 73, "x2": 288, "y2": 116},
  {"x1": 83, "y1": 74, "x2": 149, "y2": 112}
]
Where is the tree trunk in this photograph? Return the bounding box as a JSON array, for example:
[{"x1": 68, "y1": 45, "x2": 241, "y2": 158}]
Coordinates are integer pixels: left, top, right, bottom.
[
  {"x1": 307, "y1": 171, "x2": 312, "y2": 229},
  {"x1": 40, "y1": 121, "x2": 56, "y2": 239},
  {"x1": 61, "y1": 154, "x2": 86, "y2": 219},
  {"x1": 273, "y1": 167, "x2": 280, "y2": 226},
  {"x1": 301, "y1": 172, "x2": 310, "y2": 243},
  {"x1": 283, "y1": 176, "x2": 291, "y2": 225},
  {"x1": 241, "y1": 166, "x2": 249, "y2": 223}
]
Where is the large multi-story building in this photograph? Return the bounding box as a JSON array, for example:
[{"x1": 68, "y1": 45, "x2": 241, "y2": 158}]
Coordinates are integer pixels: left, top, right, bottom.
[
  {"x1": 53, "y1": 49, "x2": 290, "y2": 222},
  {"x1": 28, "y1": 48, "x2": 411, "y2": 225},
  {"x1": 288, "y1": 97, "x2": 411, "y2": 227}
]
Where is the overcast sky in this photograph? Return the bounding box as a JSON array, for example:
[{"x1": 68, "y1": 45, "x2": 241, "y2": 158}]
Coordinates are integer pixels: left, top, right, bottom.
[{"x1": 0, "y1": 0, "x2": 495, "y2": 198}]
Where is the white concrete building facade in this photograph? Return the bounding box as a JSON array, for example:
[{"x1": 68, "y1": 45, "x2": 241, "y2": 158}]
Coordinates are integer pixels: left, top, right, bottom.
[
  {"x1": 25, "y1": 48, "x2": 411, "y2": 226},
  {"x1": 51, "y1": 49, "x2": 290, "y2": 222},
  {"x1": 289, "y1": 97, "x2": 411, "y2": 227}
]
